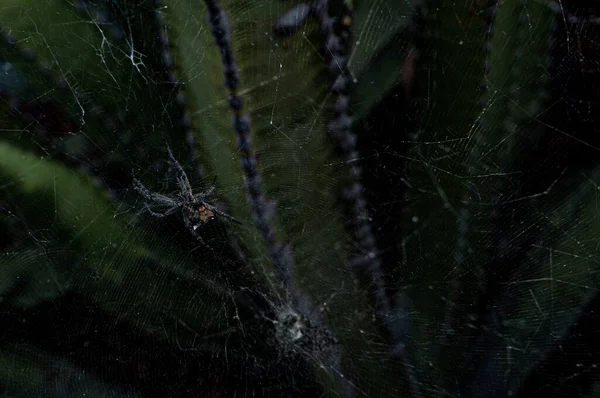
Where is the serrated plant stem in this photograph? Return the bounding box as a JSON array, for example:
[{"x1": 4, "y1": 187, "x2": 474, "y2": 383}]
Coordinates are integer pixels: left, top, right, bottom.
[
  {"x1": 315, "y1": 1, "x2": 420, "y2": 395},
  {"x1": 202, "y1": 0, "x2": 297, "y2": 295},
  {"x1": 153, "y1": 0, "x2": 205, "y2": 181}
]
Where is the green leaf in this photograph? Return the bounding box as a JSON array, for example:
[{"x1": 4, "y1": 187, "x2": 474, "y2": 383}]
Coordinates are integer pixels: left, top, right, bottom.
[
  {"x1": 351, "y1": 0, "x2": 416, "y2": 120},
  {"x1": 0, "y1": 140, "x2": 234, "y2": 347},
  {"x1": 465, "y1": 165, "x2": 600, "y2": 394},
  {"x1": 0, "y1": 344, "x2": 135, "y2": 397},
  {"x1": 162, "y1": 0, "x2": 412, "y2": 394},
  {"x1": 432, "y1": 0, "x2": 556, "y2": 387}
]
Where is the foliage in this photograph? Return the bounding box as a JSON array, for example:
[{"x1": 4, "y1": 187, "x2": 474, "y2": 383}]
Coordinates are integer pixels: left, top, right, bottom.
[{"x1": 0, "y1": 0, "x2": 599, "y2": 396}]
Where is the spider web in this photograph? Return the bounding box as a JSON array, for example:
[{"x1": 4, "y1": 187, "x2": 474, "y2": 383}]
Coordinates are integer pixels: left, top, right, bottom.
[{"x1": 0, "y1": 0, "x2": 599, "y2": 397}]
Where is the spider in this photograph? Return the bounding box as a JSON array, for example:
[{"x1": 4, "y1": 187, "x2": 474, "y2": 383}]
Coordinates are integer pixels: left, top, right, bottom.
[{"x1": 131, "y1": 146, "x2": 241, "y2": 244}]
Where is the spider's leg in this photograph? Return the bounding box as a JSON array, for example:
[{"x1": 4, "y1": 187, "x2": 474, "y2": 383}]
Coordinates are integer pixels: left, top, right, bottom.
[
  {"x1": 132, "y1": 170, "x2": 155, "y2": 201},
  {"x1": 183, "y1": 213, "x2": 207, "y2": 246},
  {"x1": 166, "y1": 206, "x2": 180, "y2": 216},
  {"x1": 135, "y1": 187, "x2": 178, "y2": 207},
  {"x1": 154, "y1": 194, "x2": 179, "y2": 207},
  {"x1": 132, "y1": 171, "x2": 178, "y2": 207},
  {"x1": 132, "y1": 179, "x2": 154, "y2": 201},
  {"x1": 144, "y1": 204, "x2": 179, "y2": 218},
  {"x1": 192, "y1": 176, "x2": 218, "y2": 201},
  {"x1": 166, "y1": 146, "x2": 193, "y2": 196},
  {"x1": 205, "y1": 176, "x2": 217, "y2": 196},
  {"x1": 210, "y1": 206, "x2": 242, "y2": 225}
]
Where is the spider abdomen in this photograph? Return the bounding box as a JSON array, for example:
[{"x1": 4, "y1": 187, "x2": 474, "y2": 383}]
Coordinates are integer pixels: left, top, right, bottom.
[{"x1": 187, "y1": 204, "x2": 216, "y2": 229}]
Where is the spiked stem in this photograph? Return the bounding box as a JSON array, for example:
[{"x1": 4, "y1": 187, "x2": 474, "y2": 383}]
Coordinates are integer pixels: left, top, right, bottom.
[
  {"x1": 314, "y1": 1, "x2": 421, "y2": 395},
  {"x1": 203, "y1": 1, "x2": 356, "y2": 395},
  {"x1": 152, "y1": 0, "x2": 205, "y2": 180},
  {"x1": 203, "y1": 0, "x2": 296, "y2": 302},
  {"x1": 317, "y1": 0, "x2": 396, "y2": 341}
]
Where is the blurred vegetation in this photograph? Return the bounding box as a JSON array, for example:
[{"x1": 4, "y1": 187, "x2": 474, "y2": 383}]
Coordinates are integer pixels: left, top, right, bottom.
[{"x1": 0, "y1": 0, "x2": 599, "y2": 396}]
